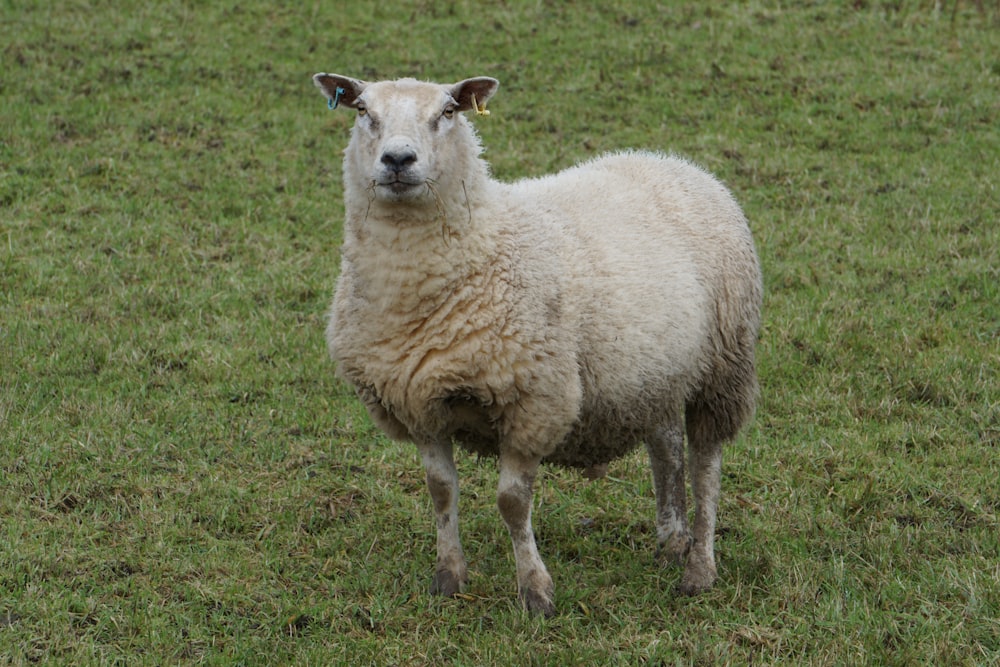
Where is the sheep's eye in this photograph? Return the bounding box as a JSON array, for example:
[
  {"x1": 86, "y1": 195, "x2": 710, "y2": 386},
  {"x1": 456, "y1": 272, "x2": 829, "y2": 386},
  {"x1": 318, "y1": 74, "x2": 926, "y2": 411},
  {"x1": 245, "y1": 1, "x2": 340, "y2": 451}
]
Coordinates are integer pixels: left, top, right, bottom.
[
  {"x1": 357, "y1": 105, "x2": 367, "y2": 117},
  {"x1": 443, "y1": 106, "x2": 456, "y2": 119}
]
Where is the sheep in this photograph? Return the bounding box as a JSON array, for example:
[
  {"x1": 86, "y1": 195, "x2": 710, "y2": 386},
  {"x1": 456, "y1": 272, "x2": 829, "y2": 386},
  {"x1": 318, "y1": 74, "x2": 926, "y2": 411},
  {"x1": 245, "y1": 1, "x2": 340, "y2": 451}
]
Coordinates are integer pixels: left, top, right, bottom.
[{"x1": 311, "y1": 73, "x2": 762, "y2": 617}]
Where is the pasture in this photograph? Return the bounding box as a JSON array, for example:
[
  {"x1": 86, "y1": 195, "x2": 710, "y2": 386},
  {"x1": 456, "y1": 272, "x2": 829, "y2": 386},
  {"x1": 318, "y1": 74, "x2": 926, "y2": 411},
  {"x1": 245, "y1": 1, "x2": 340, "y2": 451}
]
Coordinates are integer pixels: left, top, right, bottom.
[{"x1": 1, "y1": 1, "x2": 997, "y2": 664}]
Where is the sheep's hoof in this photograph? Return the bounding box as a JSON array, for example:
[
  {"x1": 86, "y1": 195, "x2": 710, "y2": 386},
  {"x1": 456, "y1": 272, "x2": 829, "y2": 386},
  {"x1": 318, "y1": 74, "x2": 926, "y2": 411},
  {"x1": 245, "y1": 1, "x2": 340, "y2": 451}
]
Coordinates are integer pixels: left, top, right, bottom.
[
  {"x1": 430, "y1": 568, "x2": 466, "y2": 598},
  {"x1": 519, "y1": 587, "x2": 556, "y2": 618},
  {"x1": 677, "y1": 560, "x2": 717, "y2": 596}
]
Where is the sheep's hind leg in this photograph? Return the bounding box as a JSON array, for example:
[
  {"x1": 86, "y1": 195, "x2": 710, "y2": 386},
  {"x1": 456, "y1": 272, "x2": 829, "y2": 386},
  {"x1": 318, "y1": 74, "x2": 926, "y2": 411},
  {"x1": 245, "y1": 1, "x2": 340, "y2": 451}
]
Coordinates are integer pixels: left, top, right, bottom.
[
  {"x1": 646, "y1": 419, "x2": 692, "y2": 567},
  {"x1": 497, "y1": 450, "x2": 554, "y2": 617},
  {"x1": 679, "y1": 408, "x2": 723, "y2": 596},
  {"x1": 417, "y1": 440, "x2": 467, "y2": 597}
]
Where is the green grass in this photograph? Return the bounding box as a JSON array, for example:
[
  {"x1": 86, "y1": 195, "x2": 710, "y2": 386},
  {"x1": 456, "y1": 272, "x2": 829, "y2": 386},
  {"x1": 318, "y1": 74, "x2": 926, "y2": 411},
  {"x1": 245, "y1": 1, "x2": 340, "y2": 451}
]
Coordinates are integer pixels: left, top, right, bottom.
[{"x1": 2, "y1": 0, "x2": 998, "y2": 664}]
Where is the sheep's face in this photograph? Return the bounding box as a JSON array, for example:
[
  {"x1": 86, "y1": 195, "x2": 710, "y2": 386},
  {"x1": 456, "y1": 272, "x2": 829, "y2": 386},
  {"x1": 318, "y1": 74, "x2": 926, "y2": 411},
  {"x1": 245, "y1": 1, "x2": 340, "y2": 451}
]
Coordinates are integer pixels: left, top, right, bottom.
[
  {"x1": 314, "y1": 75, "x2": 499, "y2": 206},
  {"x1": 354, "y1": 81, "x2": 458, "y2": 204}
]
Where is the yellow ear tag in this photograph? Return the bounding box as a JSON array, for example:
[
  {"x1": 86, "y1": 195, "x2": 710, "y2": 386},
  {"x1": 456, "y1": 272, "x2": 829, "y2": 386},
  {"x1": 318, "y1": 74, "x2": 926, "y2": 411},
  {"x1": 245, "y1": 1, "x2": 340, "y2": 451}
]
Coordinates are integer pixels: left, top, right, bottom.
[{"x1": 470, "y1": 92, "x2": 491, "y2": 117}]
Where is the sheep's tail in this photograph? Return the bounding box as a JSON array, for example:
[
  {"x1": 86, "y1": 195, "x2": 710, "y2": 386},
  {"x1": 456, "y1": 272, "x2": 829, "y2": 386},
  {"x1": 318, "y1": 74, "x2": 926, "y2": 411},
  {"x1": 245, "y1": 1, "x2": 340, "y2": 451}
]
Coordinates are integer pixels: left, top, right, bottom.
[
  {"x1": 686, "y1": 249, "x2": 762, "y2": 447},
  {"x1": 685, "y1": 333, "x2": 759, "y2": 447}
]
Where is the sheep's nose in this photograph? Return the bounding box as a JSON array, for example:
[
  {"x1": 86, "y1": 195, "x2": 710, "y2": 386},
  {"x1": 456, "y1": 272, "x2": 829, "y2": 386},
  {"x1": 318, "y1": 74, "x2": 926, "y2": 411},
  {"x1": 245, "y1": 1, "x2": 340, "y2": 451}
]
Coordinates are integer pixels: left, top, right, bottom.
[{"x1": 380, "y1": 148, "x2": 417, "y2": 173}]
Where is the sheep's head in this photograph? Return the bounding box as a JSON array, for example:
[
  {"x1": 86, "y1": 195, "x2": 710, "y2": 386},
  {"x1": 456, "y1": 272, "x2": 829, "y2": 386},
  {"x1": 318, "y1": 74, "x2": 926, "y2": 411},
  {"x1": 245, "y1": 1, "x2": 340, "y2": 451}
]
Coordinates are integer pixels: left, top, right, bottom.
[{"x1": 313, "y1": 74, "x2": 499, "y2": 206}]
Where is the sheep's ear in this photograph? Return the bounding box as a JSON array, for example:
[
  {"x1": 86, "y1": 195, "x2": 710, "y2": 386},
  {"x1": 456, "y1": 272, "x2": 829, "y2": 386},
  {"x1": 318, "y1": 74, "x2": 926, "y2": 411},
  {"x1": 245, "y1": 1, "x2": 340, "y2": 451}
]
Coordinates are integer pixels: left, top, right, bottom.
[
  {"x1": 449, "y1": 77, "x2": 499, "y2": 114},
  {"x1": 313, "y1": 73, "x2": 367, "y2": 109}
]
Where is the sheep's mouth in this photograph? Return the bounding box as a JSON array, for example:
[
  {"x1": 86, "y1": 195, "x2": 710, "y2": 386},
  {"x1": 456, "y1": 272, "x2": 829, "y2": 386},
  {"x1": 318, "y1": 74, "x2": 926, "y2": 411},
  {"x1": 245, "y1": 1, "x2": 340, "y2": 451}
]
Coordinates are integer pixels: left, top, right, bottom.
[
  {"x1": 375, "y1": 177, "x2": 425, "y2": 201},
  {"x1": 375, "y1": 177, "x2": 426, "y2": 199}
]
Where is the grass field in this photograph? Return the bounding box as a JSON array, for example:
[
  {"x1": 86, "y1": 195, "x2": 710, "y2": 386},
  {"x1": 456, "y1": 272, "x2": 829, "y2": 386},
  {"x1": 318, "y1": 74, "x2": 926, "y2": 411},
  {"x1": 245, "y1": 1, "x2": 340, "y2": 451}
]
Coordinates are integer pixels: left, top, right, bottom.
[{"x1": 2, "y1": 1, "x2": 998, "y2": 664}]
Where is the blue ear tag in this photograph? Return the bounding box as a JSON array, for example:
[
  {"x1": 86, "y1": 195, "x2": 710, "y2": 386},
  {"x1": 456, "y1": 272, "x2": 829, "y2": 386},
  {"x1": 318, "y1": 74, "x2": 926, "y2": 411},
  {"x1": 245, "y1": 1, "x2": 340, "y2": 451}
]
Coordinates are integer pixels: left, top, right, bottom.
[{"x1": 330, "y1": 86, "x2": 346, "y2": 110}]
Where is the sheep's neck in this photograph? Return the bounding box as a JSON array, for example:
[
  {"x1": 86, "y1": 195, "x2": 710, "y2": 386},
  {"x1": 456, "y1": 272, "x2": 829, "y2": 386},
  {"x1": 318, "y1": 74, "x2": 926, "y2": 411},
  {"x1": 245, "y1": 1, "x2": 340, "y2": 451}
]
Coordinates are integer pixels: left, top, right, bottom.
[{"x1": 342, "y1": 175, "x2": 498, "y2": 315}]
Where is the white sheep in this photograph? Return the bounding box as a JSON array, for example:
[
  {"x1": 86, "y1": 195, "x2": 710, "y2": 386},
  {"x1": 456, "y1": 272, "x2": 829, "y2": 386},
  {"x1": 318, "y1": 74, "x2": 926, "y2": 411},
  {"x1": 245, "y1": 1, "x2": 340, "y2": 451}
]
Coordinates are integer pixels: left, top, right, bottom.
[{"x1": 312, "y1": 73, "x2": 762, "y2": 616}]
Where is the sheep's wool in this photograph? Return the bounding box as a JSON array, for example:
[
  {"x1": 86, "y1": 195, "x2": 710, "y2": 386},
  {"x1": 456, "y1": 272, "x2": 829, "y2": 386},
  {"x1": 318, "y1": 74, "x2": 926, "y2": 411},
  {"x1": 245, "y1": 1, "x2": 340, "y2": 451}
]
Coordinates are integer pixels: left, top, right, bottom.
[{"x1": 313, "y1": 74, "x2": 762, "y2": 615}]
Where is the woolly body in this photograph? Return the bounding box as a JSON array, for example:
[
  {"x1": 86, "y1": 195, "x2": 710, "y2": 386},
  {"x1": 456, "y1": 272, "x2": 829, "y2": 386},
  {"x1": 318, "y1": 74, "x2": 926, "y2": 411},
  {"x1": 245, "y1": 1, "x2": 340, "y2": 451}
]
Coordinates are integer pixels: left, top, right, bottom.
[{"x1": 313, "y1": 74, "x2": 762, "y2": 616}]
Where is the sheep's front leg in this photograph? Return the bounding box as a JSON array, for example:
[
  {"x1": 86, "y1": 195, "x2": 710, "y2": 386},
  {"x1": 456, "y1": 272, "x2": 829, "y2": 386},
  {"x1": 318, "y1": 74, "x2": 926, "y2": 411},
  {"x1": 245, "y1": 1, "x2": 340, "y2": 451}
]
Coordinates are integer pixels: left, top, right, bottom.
[
  {"x1": 497, "y1": 450, "x2": 554, "y2": 616},
  {"x1": 417, "y1": 440, "x2": 467, "y2": 597},
  {"x1": 646, "y1": 421, "x2": 692, "y2": 567}
]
